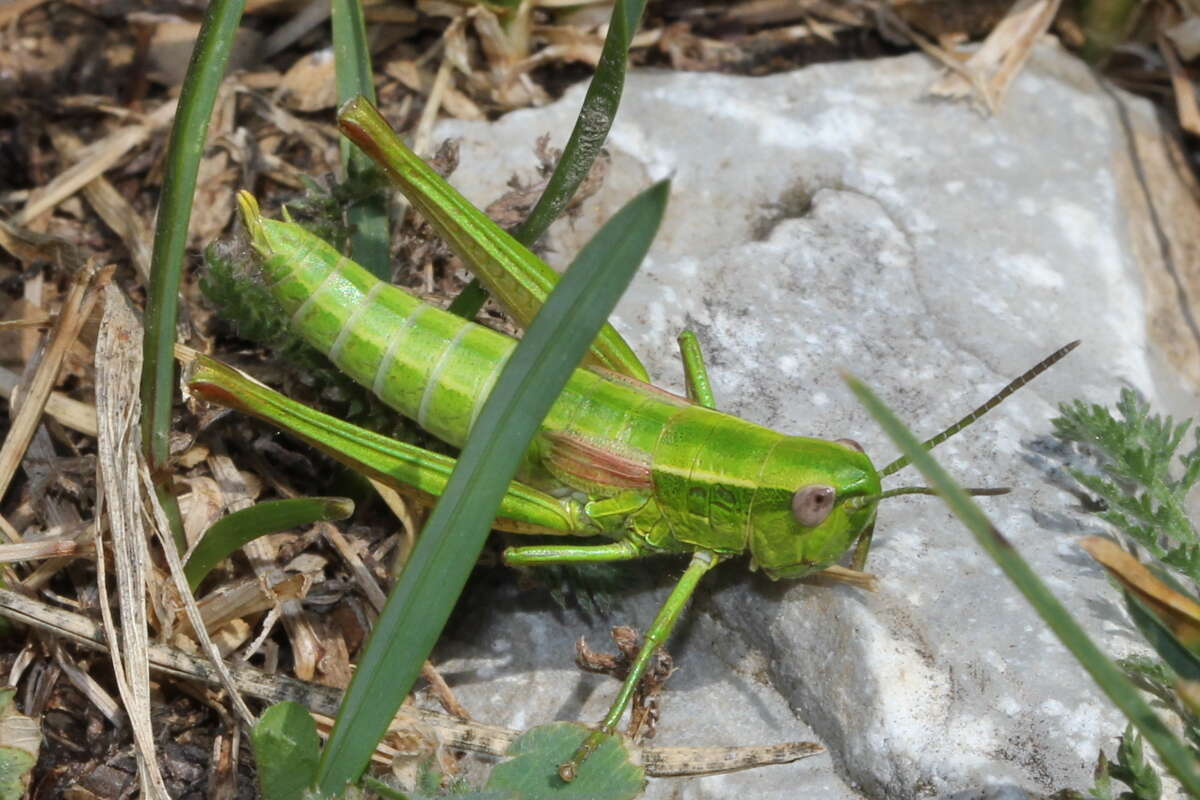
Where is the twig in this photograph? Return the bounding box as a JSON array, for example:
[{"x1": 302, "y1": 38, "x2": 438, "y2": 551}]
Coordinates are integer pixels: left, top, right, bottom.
[{"x1": 0, "y1": 261, "x2": 107, "y2": 514}]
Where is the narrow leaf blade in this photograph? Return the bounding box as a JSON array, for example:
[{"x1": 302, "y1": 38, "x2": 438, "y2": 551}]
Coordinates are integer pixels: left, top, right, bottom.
[{"x1": 313, "y1": 180, "x2": 670, "y2": 795}]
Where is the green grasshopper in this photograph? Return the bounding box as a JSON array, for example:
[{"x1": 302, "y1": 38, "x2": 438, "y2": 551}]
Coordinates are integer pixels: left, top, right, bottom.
[{"x1": 192, "y1": 97, "x2": 1077, "y2": 781}]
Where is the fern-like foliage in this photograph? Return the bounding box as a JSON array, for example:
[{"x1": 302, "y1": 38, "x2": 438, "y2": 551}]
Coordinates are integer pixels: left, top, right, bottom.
[
  {"x1": 1052, "y1": 389, "x2": 1200, "y2": 800},
  {"x1": 1085, "y1": 726, "x2": 1163, "y2": 800},
  {"x1": 1052, "y1": 388, "x2": 1200, "y2": 580}
]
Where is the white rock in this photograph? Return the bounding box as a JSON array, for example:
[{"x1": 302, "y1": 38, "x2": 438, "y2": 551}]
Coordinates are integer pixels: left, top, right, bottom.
[{"x1": 427, "y1": 38, "x2": 1200, "y2": 799}]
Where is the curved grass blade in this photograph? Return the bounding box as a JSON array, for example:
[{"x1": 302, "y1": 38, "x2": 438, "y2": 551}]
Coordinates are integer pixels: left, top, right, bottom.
[
  {"x1": 313, "y1": 180, "x2": 670, "y2": 796},
  {"x1": 184, "y1": 497, "x2": 354, "y2": 592},
  {"x1": 332, "y1": 0, "x2": 389, "y2": 279},
  {"x1": 141, "y1": 0, "x2": 245, "y2": 550},
  {"x1": 449, "y1": 0, "x2": 649, "y2": 320},
  {"x1": 844, "y1": 374, "x2": 1200, "y2": 797},
  {"x1": 338, "y1": 97, "x2": 650, "y2": 382}
]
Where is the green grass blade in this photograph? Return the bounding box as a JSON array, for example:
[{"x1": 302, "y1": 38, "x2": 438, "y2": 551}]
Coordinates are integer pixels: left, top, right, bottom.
[
  {"x1": 449, "y1": 0, "x2": 649, "y2": 322},
  {"x1": 140, "y1": 0, "x2": 245, "y2": 551},
  {"x1": 185, "y1": 497, "x2": 354, "y2": 592},
  {"x1": 844, "y1": 374, "x2": 1200, "y2": 797},
  {"x1": 331, "y1": 0, "x2": 390, "y2": 279},
  {"x1": 313, "y1": 180, "x2": 670, "y2": 796}
]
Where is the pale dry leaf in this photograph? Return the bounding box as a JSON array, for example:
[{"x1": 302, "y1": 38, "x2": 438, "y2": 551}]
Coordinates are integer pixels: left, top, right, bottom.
[
  {"x1": 1166, "y1": 15, "x2": 1200, "y2": 60},
  {"x1": 276, "y1": 49, "x2": 338, "y2": 112},
  {"x1": 927, "y1": 0, "x2": 1062, "y2": 112},
  {"x1": 179, "y1": 476, "x2": 227, "y2": 549},
  {"x1": 206, "y1": 450, "x2": 323, "y2": 681},
  {"x1": 93, "y1": 283, "x2": 171, "y2": 799}
]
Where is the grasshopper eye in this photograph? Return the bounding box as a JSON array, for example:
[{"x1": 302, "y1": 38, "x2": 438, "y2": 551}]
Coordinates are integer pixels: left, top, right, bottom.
[
  {"x1": 792, "y1": 485, "x2": 835, "y2": 527},
  {"x1": 836, "y1": 438, "x2": 864, "y2": 452}
]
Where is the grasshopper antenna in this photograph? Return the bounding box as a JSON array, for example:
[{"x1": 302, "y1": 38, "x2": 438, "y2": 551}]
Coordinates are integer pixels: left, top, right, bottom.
[
  {"x1": 847, "y1": 486, "x2": 1008, "y2": 511},
  {"x1": 879, "y1": 340, "x2": 1080, "y2": 479}
]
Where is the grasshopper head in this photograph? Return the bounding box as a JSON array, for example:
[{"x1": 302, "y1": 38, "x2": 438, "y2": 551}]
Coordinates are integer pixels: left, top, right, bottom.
[{"x1": 748, "y1": 437, "x2": 880, "y2": 580}]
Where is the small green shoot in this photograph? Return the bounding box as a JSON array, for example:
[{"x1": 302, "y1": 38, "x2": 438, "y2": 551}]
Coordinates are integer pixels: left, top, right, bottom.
[
  {"x1": 1049, "y1": 389, "x2": 1200, "y2": 798},
  {"x1": 252, "y1": 702, "x2": 322, "y2": 800},
  {"x1": 1085, "y1": 725, "x2": 1163, "y2": 800},
  {"x1": 1052, "y1": 388, "x2": 1200, "y2": 576},
  {"x1": 184, "y1": 497, "x2": 354, "y2": 591}
]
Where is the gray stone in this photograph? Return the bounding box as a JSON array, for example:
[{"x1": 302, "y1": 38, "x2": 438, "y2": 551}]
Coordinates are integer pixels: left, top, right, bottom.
[{"x1": 426, "y1": 38, "x2": 1200, "y2": 799}]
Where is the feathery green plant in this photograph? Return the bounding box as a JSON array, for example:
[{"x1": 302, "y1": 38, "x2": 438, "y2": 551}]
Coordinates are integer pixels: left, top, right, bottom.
[
  {"x1": 1053, "y1": 389, "x2": 1200, "y2": 573},
  {"x1": 1048, "y1": 389, "x2": 1200, "y2": 799}
]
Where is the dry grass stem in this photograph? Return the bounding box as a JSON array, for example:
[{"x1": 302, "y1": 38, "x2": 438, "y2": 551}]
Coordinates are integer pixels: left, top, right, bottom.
[
  {"x1": 927, "y1": 0, "x2": 1063, "y2": 111},
  {"x1": 0, "y1": 586, "x2": 822, "y2": 777},
  {"x1": 50, "y1": 129, "x2": 155, "y2": 280},
  {"x1": 0, "y1": 261, "x2": 106, "y2": 514},
  {"x1": 13, "y1": 101, "x2": 177, "y2": 226},
  {"x1": 0, "y1": 366, "x2": 98, "y2": 438}
]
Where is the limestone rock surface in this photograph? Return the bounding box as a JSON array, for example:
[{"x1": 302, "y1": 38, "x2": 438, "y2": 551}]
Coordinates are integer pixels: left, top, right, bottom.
[{"x1": 427, "y1": 38, "x2": 1200, "y2": 799}]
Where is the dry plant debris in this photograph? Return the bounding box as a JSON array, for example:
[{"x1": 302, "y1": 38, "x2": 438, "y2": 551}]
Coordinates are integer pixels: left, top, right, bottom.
[{"x1": 0, "y1": 0, "x2": 1198, "y2": 794}]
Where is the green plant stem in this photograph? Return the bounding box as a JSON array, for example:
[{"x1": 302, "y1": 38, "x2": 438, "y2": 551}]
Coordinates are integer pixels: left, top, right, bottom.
[
  {"x1": 332, "y1": 0, "x2": 390, "y2": 279},
  {"x1": 140, "y1": 0, "x2": 245, "y2": 551},
  {"x1": 448, "y1": 0, "x2": 648, "y2": 320}
]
